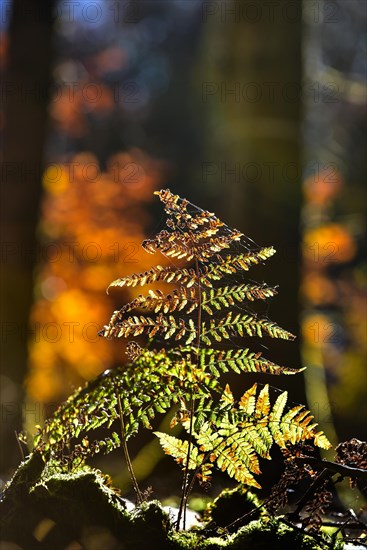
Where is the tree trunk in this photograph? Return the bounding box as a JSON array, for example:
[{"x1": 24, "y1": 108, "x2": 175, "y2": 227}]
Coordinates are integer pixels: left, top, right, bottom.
[
  {"x1": 192, "y1": 0, "x2": 303, "y2": 395},
  {"x1": 1, "y1": 0, "x2": 55, "y2": 474}
]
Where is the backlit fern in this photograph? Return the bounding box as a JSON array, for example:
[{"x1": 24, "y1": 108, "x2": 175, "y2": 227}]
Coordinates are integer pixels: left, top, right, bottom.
[{"x1": 33, "y1": 189, "x2": 330, "y2": 529}]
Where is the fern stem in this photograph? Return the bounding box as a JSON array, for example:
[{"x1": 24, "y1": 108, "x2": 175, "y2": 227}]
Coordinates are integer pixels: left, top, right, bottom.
[
  {"x1": 116, "y1": 390, "x2": 143, "y2": 505},
  {"x1": 185, "y1": 466, "x2": 200, "y2": 503},
  {"x1": 177, "y1": 259, "x2": 203, "y2": 530}
]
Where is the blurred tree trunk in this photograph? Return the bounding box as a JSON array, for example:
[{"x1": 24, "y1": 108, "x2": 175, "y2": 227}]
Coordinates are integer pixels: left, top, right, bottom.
[
  {"x1": 192, "y1": 1, "x2": 303, "y2": 394},
  {"x1": 301, "y1": 0, "x2": 367, "y2": 446},
  {"x1": 1, "y1": 0, "x2": 55, "y2": 474}
]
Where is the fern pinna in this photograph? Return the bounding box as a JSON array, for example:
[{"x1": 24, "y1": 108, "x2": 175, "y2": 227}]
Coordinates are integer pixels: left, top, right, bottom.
[{"x1": 34, "y1": 189, "x2": 330, "y2": 529}]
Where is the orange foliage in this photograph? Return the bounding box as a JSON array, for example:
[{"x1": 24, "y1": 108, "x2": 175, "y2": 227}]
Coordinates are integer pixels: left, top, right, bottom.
[
  {"x1": 303, "y1": 223, "x2": 356, "y2": 270},
  {"x1": 300, "y1": 273, "x2": 337, "y2": 306},
  {"x1": 303, "y1": 169, "x2": 342, "y2": 205},
  {"x1": 26, "y1": 150, "x2": 166, "y2": 403},
  {"x1": 301, "y1": 165, "x2": 366, "y2": 428}
]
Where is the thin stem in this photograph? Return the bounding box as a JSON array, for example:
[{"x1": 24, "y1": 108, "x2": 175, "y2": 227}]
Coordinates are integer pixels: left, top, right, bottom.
[
  {"x1": 185, "y1": 467, "x2": 199, "y2": 502},
  {"x1": 293, "y1": 455, "x2": 367, "y2": 481},
  {"x1": 116, "y1": 389, "x2": 143, "y2": 505},
  {"x1": 14, "y1": 431, "x2": 25, "y2": 461},
  {"x1": 176, "y1": 259, "x2": 203, "y2": 530}
]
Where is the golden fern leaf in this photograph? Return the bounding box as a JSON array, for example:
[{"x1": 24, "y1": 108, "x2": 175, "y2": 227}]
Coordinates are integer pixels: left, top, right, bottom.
[
  {"x1": 142, "y1": 230, "x2": 191, "y2": 259},
  {"x1": 215, "y1": 443, "x2": 261, "y2": 488},
  {"x1": 107, "y1": 265, "x2": 167, "y2": 290},
  {"x1": 194, "y1": 414, "x2": 263, "y2": 487},
  {"x1": 278, "y1": 406, "x2": 332, "y2": 449},
  {"x1": 220, "y1": 383, "x2": 235, "y2": 407},
  {"x1": 313, "y1": 431, "x2": 332, "y2": 449},
  {"x1": 154, "y1": 432, "x2": 202, "y2": 470},
  {"x1": 255, "y1": 385, "x2": 271, "y2": 418},
  {"x1": 154, "y1": 189, "x2": 221, "y2": 233},
  {"x1": 101, "y1": 313, "x2": 197, "y2": 343},
  {"x1": 107, "y1": 265, "x2": 199, "y2": 291},
  {"x1": 280, "y1": 405, "x2": 307, "y2": 444},
  {"x1": 187, "y1": 221, "x2": 226, "y2": 240},
  {"x1": 143, "y1": 229, "x2": 243, "y2": 262},
  {"x1": 110, "y1": 288, "x2": 198, "y2": 318},
  {"x1": 107, "y1": 249, "x2": 276, "y2": 292},
  {"x1": 143, "y1": 220, "x2": 226, "y2": 252},
  {"x1": 200, "y1": 384, "x2": 329, "y2": 487},
  {"x1": 265, "y1": 387, "x2": 332, "y2": 450},
  {"x1": 188, "y1": 425, "x2": 258, "y2": 486},
  {"x1": 154, "y1": 381, "x2": 330, "y2": 492},
  {"x1": 239, "y1": 383, "x2": 258, "y2": 416}
]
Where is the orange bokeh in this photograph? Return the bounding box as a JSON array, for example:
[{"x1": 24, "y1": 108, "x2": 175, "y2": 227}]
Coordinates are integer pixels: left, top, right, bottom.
[{"x1": 26, "y1": 150, "x2": 168, "y2": 403}]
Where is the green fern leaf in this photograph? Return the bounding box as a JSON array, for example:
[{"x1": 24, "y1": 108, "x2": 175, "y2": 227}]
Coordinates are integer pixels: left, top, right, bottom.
[
  {"x1": 201, "y1": 312, "x2": 295, "y2": 344},
  {"x1": 196, "y1": 348, "x2": 302, "y2": 376},
  {"x1": 202, "y1": 247, "x2": 276, "y2": 286},
  {"x1": 201, "y1": 283, "x2": 277, "y2": 314}
]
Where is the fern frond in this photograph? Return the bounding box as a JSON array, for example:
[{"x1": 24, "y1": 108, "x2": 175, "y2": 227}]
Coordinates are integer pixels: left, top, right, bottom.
[
  {"x1": 142, "y1": 218, "x2": 239, "y2": 260},
  {"x1": 215, "y1": 438, "x2": 262, "y2": 485},
  {"x1": 35, "y1": 346, "x2": 221, "y2": 467},
  {"x1": 102, "y1": 311, "x2": 294, "y2": 342},
  {"x1": 154, "y1": 189, "x2": 221, "y2": 234},
  {"x1": 96, "y1": 188, "x2": 332, "y2": 506},
  {"x1": 279, "y1": 405, "x2": 331, "y2": 449},
  {"x1": 101, "y1": 313, "x2": 198, "y2": 343},
  {"x1": 201, "y1": 312, "x2": 295, "y2": 344},
  {"x1": 200, "y1": 247, "x2": 276, "y2": 285},
  {"x1": 240, "y1": 421, "x2": 273, "y2": 458},
  {"x1": 255, "y1": 385, "x2": 271, "y2": 418},
  {"x1": 161, "y1": 383, "x2": 331, "y2": 490},
  {"x1": 107, "y1": 265, "x2": 199, "y2": 291},
  {"x1": 107, "y1": 249, "x2": 276, "y2": 293},
  {"x1": 197, "y1": 348, "x2": 302, "y2": 376},
  {"x1": 201, "y1": 283, "x2": 277, "y2": 314},
  {"x1": 198, "y1": 424, "x2": 262, "y2": 488},
  {"x1": 107, "y1": 288, "x2": 199, "y2": 321},
  {"x1": 194, "y1": 233, "x2": 244, "y2": 262}
]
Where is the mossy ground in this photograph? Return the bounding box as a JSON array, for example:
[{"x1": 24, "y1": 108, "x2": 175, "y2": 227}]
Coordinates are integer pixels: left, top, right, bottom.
[{"x1": 0, "y1": 455, "x2": 343, "y2": 550}]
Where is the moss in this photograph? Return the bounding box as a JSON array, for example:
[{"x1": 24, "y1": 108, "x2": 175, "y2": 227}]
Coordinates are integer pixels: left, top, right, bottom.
[
  {"x1": 227, "y1": 518, "x2": 343, "y2": 550},
  {"x1": 2, "y1": 451, "x2": 45, "y2": 490},
  {"x1": 204, "y1": 486, "x2": 263, "y2": 527},
  {"x1": 0, "y1": 461, "x2": 343, "y2": 550},
  {"x1": 170, "y1": 530, "x2": 228, "y2": 549},
  {"x1": 169, "y1": 516, "x2": 342, "y2": 550},
  {"x1": 1, "y1": 460, "x2": 174, "y2": 549}
]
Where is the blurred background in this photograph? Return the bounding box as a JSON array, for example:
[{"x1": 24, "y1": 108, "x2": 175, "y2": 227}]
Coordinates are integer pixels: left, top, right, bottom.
[{"x1": 1, "y1": 0, "x2": 366, "y2": 502}]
